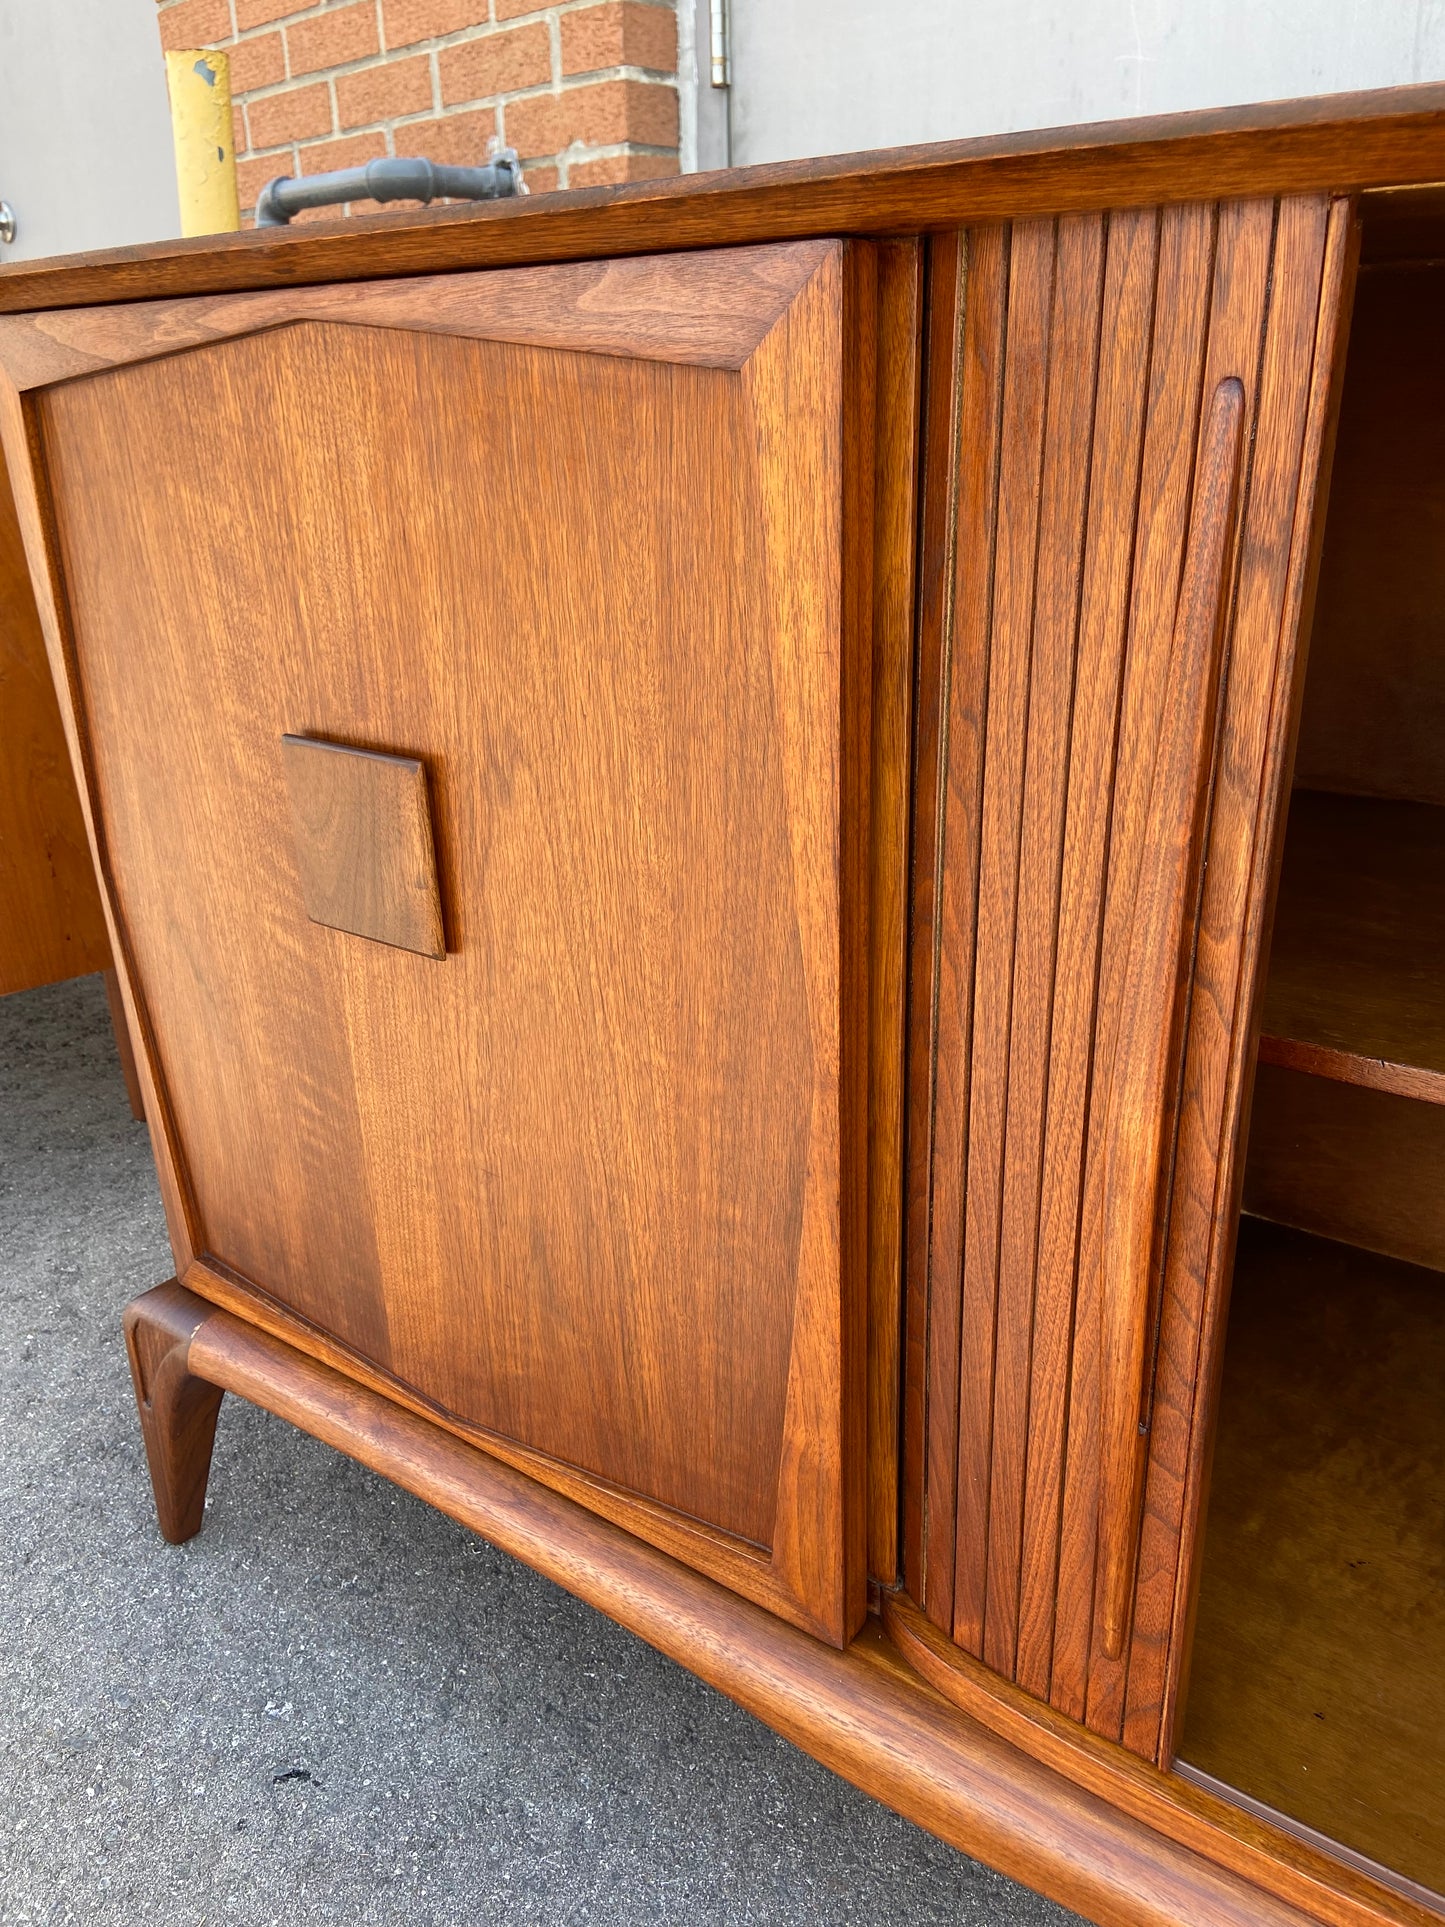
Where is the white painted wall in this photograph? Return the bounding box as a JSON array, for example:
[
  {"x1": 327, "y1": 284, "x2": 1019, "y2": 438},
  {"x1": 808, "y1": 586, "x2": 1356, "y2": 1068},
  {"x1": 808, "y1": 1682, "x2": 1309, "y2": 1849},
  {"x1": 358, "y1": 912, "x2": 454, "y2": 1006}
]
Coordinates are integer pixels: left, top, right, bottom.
[
  {"x1": 0, "y1": 0, "x2": 178, "y2": 262},
  {"x1": 680, "y1": 0, "x2": 732, "y2": 172},
  {"x1": 714, "y1": 0, "x2": 1445, "y2": 168}
]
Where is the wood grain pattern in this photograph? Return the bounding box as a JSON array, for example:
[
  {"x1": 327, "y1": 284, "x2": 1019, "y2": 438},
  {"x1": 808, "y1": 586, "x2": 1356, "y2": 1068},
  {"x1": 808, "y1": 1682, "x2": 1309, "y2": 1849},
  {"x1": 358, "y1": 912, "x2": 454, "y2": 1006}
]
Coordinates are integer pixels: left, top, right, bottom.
[
  {"x1": 155, "y1": 1278, "x2": 1398, "y2": 1927},
  {"x1": 1015, "y1": 206, "x2": 1159, "y2": 1700},
  {"x1": 4, "y1": 240, "x2": 888, "y2": 1646},
  {"x1": 281, "y1": 735, "x2": 445, "y2": 960},
  {"x1": 0, "y1": 246, "x2": 826, "y2": 390},
  {"x1": 1259, "y1": 791, "x2": 1445, "y2": 1103},
  {"x1": 0, "y1": 434, "x2": 109, "y2": 996},
  {"x1": 920, "y1": 224, "x2": 1010, "y2": 1631},
  {"x1": 1095, "y1": 373, "x2": 1244, "y2": 1661},
  {"x1": 985, "y1": 213, "x2": 1104, "y2": 1681},
  {"x1": 954, "y1": 215, "x2": 1055, "y2": 1659},
  {"x1": 905, "y1": 195, "x2": 1352, "y2": 1757},
  {"x1": 0, "y1": 83, "x2": 1442, "y2": 314},
  {"x1": 1181, "y1": 1221, "x2": 1445, "y2": 1898}
]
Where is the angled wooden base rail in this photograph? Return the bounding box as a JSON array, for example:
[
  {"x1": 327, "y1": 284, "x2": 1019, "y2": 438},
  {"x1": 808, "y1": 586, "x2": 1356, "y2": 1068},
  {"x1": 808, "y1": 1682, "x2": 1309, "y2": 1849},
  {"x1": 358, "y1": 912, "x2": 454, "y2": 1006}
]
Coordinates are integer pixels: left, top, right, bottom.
[{"x1": 123, "y1": 1281, "x2": 1426, "y2": 1927}]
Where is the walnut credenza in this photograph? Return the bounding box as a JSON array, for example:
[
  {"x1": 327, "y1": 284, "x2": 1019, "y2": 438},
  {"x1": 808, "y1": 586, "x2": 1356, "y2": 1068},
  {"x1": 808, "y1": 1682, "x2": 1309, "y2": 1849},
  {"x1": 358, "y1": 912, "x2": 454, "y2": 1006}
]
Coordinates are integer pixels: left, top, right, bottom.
[{"x1": 3, "y1": 82, "x2": 1443, "y2": 1927}]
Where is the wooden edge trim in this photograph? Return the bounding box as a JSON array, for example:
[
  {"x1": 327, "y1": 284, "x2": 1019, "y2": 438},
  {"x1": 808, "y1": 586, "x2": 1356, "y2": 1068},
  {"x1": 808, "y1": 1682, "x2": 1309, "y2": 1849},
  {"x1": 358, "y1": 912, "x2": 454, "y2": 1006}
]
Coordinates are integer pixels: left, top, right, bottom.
[
  {"x1": 882, "y1": 1591, "x2": 1441, "y2": 1927},
  {"x1": 2, "y1": 86, "x2": 1445, "y2": 313},
  {"x1": 1172, "y1": 1763, "x2": 1445, "y2": 1922},
  {"x1": 1256, "y1": 1033, "x2": 1445, "y2": 1105},
  {"x1": 0, "y1": 242, "x2": 838, "y2": 393},
  {"x1": 171, "y1": 1289, "x2": 1321, "y2": 1927},
  {"x1": 102, "y1": 966, "x2": 145, "y2": 1119}
]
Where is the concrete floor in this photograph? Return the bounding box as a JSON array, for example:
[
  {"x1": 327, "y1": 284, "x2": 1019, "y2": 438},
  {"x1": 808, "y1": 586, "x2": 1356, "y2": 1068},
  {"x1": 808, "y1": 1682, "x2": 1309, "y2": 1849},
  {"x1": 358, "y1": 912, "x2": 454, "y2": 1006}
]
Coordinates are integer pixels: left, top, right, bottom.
[{"x1": 0, "y1": 973, "x2": 1079, "y2": 1927}]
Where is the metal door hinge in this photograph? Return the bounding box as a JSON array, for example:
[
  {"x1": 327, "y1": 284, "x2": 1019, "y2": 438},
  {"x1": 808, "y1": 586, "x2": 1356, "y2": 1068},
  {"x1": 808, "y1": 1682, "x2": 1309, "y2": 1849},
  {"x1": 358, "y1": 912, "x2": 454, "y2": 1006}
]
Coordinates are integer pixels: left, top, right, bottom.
[{"x1": 709, "y1": 0, "x2": 730, "y2": 87}]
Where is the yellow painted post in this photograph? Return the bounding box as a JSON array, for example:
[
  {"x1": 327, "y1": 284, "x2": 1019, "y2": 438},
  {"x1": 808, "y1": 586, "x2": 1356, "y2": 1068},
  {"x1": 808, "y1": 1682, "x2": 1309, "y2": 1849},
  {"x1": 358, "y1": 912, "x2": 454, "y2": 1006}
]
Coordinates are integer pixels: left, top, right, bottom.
[{"x1": 165, "y1": 49, "x2": 241, "y2": 236}]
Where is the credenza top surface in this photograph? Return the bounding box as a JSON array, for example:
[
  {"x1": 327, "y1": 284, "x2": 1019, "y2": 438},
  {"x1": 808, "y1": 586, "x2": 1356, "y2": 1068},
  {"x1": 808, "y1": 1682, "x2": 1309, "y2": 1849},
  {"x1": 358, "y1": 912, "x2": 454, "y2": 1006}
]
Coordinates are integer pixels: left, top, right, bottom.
[{"x1": 0, "y1": 81, "x2": 1442, "y2": 314}]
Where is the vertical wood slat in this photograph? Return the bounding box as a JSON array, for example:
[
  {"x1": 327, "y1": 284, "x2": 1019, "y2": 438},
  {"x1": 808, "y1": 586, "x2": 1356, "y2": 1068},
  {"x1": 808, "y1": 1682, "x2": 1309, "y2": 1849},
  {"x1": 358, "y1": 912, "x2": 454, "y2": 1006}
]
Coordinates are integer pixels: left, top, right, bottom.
[
  {"x1": 1050, "y1": 198, "x2": 1221, "y2": 1725},
  {"x1": 1083, "y1": 198, "x2": 1275, "y2": 1738},
  {"x1": 867, "y1": 239, "x2": 923, "y2": 1589},
  {"x1": 1094, "y1": 370, "x2": 1247, "y2": 1674},
  {"x1": 1013, "y1": 207, "x2": 1160, "y2": 1701},
  {"x1": 915, "y1": 228, "x2": 1011, "y2": 1627},
  {"x1": 1123, "y1": 195, "x2": 1350, "y2": 1761},
  {"x1": 902, "y1": 234, "x2": 961, "y2": 1610},
  {"x1": 951, "y1": 220, "x2": 1056, "y2": 1655},
  {"x1": 906, "y1": 193, "x2": 1349, "y2": 1762},
  {"x1": 901, "y1": 232, "x2": 965, "y2": 1607},
  {"x1": 983, "y1": 213, "x2": 1105, "y2": 1681}
]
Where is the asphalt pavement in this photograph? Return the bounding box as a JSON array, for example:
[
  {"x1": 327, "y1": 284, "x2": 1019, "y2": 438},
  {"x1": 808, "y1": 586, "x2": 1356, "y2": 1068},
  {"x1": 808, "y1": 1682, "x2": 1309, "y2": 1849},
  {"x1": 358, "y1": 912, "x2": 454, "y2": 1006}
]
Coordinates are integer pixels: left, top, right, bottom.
[{"x1": 0, "y1": 971, "x2": 1079, "y2": 1926}]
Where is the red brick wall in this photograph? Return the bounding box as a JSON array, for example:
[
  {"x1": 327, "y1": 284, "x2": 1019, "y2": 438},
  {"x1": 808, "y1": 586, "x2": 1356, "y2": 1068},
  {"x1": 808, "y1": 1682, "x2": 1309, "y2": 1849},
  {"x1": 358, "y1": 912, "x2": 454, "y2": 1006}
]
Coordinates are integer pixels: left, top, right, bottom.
[{"x1": 154, "y1": 0, "x2": 679, "y2": 223}]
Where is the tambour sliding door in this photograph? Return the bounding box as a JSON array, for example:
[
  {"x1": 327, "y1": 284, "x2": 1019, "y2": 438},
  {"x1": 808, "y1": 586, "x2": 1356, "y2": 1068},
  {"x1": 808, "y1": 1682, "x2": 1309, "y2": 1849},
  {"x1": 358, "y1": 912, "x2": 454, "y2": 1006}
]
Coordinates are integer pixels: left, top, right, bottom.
[{"x1": 904, "y1": 195, "x2": 1356, "y2": 1761}]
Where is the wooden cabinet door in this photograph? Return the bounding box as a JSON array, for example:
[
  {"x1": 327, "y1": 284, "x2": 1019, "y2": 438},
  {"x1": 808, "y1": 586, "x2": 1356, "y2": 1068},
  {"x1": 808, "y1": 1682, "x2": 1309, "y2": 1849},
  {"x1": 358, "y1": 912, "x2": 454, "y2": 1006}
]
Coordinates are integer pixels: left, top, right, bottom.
[
  {"x1": 0, "y1": 241, "x2": 904, "y2": 1646},
  {"x1": 903, "y1": 198, "x2": 1356, "y2": 1755}
]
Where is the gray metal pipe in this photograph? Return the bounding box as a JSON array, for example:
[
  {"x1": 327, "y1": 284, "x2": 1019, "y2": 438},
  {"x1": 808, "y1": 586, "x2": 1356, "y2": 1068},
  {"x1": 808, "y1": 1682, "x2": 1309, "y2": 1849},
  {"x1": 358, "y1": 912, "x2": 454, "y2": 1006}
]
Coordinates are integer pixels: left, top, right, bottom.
[{"x1": 255, "y1": 150, "x2": 524, "y2": 227}]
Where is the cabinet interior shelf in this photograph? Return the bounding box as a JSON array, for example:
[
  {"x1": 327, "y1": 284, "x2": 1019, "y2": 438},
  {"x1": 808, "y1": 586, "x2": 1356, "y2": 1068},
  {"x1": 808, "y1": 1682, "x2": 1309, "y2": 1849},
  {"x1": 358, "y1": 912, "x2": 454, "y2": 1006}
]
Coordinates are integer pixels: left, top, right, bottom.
[
  {"x1": 1180, "y1": 1217, "x2": 1445, "y2": 1899},
  {"x1": 1258, "y1": 787, "x2": 1445, "y2": 1105}
]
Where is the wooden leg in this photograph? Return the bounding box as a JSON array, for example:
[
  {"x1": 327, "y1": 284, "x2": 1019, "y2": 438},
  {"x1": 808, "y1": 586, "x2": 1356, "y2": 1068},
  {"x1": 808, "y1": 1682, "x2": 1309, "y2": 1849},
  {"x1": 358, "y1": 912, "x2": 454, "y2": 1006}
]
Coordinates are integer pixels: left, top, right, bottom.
[
  {"x1": 123, "y1": 1281, "x2": 224, "y2": 1543},
  {"x1": 102, "y1": 965, "x2": 145, "y2": 1121}
]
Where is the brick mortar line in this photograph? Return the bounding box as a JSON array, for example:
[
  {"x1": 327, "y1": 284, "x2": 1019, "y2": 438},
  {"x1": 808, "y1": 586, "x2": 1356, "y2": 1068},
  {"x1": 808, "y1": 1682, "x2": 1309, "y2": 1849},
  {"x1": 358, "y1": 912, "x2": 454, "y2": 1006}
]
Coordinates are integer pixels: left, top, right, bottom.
[
  {"x1": 238, "y1": 100, "x2": 677, "y2": 159},
  {"x1": 232, "y1": 61, "x2": 676, "y2": 106},
  {"x1": 246, "y1": 126, "x2": 676, "y2": 159},
  {"x1": 163, "y1": 0, "x2": 675, "y2": 40}
]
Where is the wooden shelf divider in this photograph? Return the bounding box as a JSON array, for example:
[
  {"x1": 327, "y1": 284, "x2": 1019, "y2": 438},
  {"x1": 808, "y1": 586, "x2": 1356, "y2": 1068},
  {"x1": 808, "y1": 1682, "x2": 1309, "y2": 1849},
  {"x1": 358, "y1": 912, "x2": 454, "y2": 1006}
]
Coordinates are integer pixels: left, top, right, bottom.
[{"x1": 1258, "y1": 788, "x2": 1445, "y2": 1104}]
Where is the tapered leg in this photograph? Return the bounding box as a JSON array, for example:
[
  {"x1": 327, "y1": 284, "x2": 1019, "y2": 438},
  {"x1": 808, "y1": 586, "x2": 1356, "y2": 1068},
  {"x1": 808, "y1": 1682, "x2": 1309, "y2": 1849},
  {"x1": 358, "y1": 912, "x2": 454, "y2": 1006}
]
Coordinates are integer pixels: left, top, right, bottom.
[
  {"x1": 124, "y1": 1281, "x2": 224, "y2": 1543},
  {"x1": 102, "y1": 966, "x2": 145, "y2": 1121}
]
